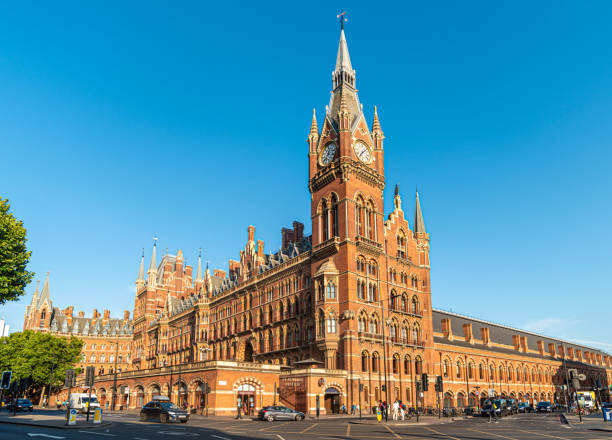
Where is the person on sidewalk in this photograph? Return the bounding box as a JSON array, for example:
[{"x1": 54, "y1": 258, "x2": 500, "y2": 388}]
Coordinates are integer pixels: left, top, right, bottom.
[
  {"x1": 489, "y1": 401, "x2": 498, "y2": 423},
  {"x1": 340, "y1": 403, "x2": 346, "y2": 415},
  {"x1": 400, "y1": 401, "x2": 406, "y2": 420},
  {"x1": 351, "y1": 403, "x2": 356, "y2": 415},
  {"x1": 392, "y1": 400, "x2": 399, "y2": 421}
]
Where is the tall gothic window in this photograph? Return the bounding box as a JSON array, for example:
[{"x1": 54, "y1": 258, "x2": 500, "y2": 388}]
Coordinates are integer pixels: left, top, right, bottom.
[
  {"x1": 322, "y1": 199, "x2": 329, "y2": 241},
  {"x1": 326, "y1": 281, "x2": 336, "y2": 299},
  {"x1": 331, "y1": 194, "x2": 339, "y2": 237},
  {"x1": 355, "y1": 197, "x2": 364, "y2": 236},
  {"x1": 326, "y1": 313, "x2": 336, "y2": 333}
]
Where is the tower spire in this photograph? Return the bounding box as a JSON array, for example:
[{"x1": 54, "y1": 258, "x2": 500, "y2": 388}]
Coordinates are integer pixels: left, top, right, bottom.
[
  {"x1": 309, "y1": 108, "x2": 318, "y2": 136},
  {"x1": 414, "y1": 190, "x2": 426, "y2": 234},
  {"x1": 37, "y1": 272, "x2": 51, "y2": 309},
  {"x1": 195, "y1": 249, "x2": 203, "y2": 282},
  {"x1": 136, "y1": 248, "x2": 145, "y2": 289},
  {"x1": 147, "y1": 237, "x2": 158, "y2": 286}
]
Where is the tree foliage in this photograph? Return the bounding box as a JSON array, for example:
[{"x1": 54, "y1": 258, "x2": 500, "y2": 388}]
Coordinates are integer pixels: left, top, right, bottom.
[
  {"x1": 0, "y1": 197, "x2": 34, "y2": 304},
  {"x1": 0, "y1": 331, "x2": 83, "y2": 391}
]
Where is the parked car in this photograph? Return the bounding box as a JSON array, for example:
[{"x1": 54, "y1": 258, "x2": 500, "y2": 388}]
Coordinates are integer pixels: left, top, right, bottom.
[
  {"x1": 506, "y1": 398, "x2": 518, "y2": 415},
  {"x1": 6, "y1": 398, "x2": 34, "y2": 412},
  {"x1": 258, "y1": 405, "x2": 305, "y2": 421},
  {"x1": 140, "y1": 401, "x2": 190, "y2": 423},
  {"x1": 518, "y1": 402, "x2": 533, "y2": 413},
  {"x1": 536, "y1": 401, "x2": 553, "y2": 413}
]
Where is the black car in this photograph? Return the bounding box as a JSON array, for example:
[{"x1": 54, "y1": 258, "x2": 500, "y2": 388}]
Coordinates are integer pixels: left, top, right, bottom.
[
  {"x1": 139, "y1": 401, "x2": 189, "y2": 423},
  {"x1": 258, "y1": 405, "x2": 305, "y2": 421},
  {"x1": 506, "y1": 398, "x2": 518, "y2": 415},
  {"x1": 6, "y1": 398, "x2": 33, "y2": 412},
  {"x1": 536, "y1": 401, "x2": 553, "y2": 413}
]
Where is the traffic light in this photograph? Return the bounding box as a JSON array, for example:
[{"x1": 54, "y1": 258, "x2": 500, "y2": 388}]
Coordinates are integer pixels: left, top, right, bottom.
[
  {"x1": 435, "y1": 376, "x2": 443, "y2": 392},
  {"x1": 421, "y1": 374, "x2": 428, "y2": 391},
  {"x1": 0, "y1": 371, "x2": 11, "y2": 389}
]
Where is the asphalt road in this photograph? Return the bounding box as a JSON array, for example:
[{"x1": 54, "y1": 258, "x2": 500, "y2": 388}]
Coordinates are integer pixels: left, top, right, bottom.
[{"x1": 1, "y1": 411, "x2": 610, "y2": 440}]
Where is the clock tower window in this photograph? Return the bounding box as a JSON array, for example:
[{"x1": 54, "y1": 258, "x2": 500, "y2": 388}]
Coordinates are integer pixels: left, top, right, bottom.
[
  {"x1": 322, "y1": 199, "x2": 329, "y2": 241},
  {"x1": 331, "y1": 194, "x2": 339, "y2": 237}
]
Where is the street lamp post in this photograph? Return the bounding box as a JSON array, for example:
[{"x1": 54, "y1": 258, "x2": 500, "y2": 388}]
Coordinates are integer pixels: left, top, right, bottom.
[{"x1": 111, "y1": 340, "x2": 119, "y2": 411}]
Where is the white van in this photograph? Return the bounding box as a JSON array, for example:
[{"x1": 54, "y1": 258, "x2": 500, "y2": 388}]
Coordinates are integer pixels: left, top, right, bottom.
[{"x1": 69, "y1": 393, "x2": 100, "y2": 413}]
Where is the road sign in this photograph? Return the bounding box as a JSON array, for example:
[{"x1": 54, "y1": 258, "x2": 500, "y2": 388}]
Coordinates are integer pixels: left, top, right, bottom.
[
  {"x1": 67, "y1": 409, "x2": 77, "y2": 425},
  {"x1": 488, "y1": 389, "x2": 495, "y2": 398},
  {"x1": 93, "y1": 408, "x2": 102, "y2": 424}
]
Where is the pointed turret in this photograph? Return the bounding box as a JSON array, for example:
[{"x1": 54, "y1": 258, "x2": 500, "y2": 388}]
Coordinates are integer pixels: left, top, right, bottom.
[
  {"x1": 30, "y1": 280, "x2": 40, "y2": 306},
  {"x1": 394, "y1": 184, "x2": 402, "y2": 211},
  {"x1": 136, "y1": 249, "x2": 145, "y2": 289},
  {"x1": 195, "y1": 249, "x2": 203, "y2": 283},
  {"x1": 414, "y1": 190, "x2": 426, "y2": 234},
  {"x1": 310, "y1": 108, "x2": 318, "y2": 136},
  {"x1": 37, "y1": 272, "x2": 51, "y2": 309},
  {"x1": 147, "y1": 240, "x2": 157, "y2": 287},
  {"x1": 372, "y1": 105, "x2": 384, "y2": 151}
]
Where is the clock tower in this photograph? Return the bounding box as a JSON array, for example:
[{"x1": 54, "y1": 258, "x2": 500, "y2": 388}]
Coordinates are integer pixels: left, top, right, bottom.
[{"x1": 308, "y1": 26, "x2": 388, "y2": 370}]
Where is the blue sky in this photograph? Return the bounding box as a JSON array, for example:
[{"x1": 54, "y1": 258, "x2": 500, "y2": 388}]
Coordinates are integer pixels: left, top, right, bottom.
[{"x1": 1, "y1": 1, "x2": 611, "y2": 352}]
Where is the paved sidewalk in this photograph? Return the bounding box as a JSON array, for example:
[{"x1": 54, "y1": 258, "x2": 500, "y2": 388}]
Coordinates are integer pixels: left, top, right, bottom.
[{"x1": 0, "y1": 410, "x2": 112, "y2": 429}]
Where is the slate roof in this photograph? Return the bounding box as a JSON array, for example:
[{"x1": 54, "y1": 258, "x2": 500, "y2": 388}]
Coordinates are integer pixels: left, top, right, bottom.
[
  {"x1": 432, "y1": 308, "x2": 610, "y2": 360},
  {"x1": 49, "y1": 307, "x2": 133, "y2": 336}
]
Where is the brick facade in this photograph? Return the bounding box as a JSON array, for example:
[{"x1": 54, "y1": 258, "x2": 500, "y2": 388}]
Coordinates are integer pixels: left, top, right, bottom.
[{"x1": 30, "y1": 27, "x2": 612, "y2": 415}]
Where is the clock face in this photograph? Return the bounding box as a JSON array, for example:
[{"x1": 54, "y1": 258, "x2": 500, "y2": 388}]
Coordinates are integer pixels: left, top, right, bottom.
[
  {"x1": 321, "y1": 143, "x2": 337, "y2": 165},
  {"x1": 353, "y1": 141, "x2": 372, "y2": 163}
]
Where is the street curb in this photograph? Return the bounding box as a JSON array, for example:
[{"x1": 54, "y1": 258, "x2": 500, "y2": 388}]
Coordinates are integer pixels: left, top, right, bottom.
[{"x1": 0, "y1": 419, "x2": 113, "y2": 430}]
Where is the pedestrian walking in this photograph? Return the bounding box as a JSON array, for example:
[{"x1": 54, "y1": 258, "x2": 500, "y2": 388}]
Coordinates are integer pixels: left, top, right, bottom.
[{"x1": 392, "y1": 400, "x2": 399, "y2": 421}]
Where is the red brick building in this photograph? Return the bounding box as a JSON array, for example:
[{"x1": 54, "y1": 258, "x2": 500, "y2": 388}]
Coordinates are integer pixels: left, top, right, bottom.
[{"x1": 41, "y1": 27, "x2": 612, "y2": 415}]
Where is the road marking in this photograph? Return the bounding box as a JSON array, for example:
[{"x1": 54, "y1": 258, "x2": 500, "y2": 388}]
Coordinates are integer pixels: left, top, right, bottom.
[
  {"x1": 425, "y1": 427, "x2": 461, "y2": 440},
  {"x1": 77, "y1": 432, "x2": 117, "y2": 437},
  {"x1": 346, "y1": 423, "x2": 351, "y2": 437},
  {"x1": 517, "y1": 429, "x2": 570, "y2": 440},
  {"x1": 27, "y1": 435, "x2": 66, "y2": 439},
  {"x1": 211, "y1": 436, "x2": 231, "y2": 440},
  {"x1": 384, "y1": 424, "x2": 401, "y2": 439},
  {"x1": 299, "y1": 422, "x2": 318, "y2": 433},
  {"x1": 276, "y1": 435, "x2": 286, "y2": 440},
  {"x1": 469, "y1": 428, "x2": 518, "y2": 440},
  {"x1": 133, "y1": 438, "x2": 149, "y2": 440}
]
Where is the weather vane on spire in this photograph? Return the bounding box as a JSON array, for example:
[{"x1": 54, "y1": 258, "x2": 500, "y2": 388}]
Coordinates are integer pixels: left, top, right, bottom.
[{"x1": 337, "y1": 10, "x2": 347, "y2": 30}]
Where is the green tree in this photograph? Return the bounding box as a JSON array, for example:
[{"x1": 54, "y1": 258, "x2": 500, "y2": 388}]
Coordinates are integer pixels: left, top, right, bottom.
[
  {"x1": 0, "y1": 197, "x2": 34, "y2": 304},
  {"x1": 0, "y1": 331, "x2": 83, "y2": 394}
]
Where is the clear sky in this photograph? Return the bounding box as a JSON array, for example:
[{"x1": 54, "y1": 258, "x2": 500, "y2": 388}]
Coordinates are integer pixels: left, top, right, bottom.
[{"x1": 1, "y1": 1, "x2": 611, "y2": 352}]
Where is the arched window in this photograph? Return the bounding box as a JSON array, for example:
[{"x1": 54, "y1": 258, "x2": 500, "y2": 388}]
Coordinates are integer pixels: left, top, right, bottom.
[
  {"x1": 415, "y1": 357, "x2": 423, "y2": 375},
  {"x1": 412, "y1": 325, "x2": 420, "y2": 344},
  {"x1": 456, "y1": 361, "x2": 462, "y2": 378},
  {"x1": 367, "y1": 283, "x2": 378, "y2": 302},
  {"x1": 366, "y1": 201, "x2": 375, "y2": 239},
  {"x1": 331, "y1": 194, "x2": 339, "y2": 237},
  {"x1": 326, "y1": 313, "x2": 336, "y2": 334},
  {"x1": 279, "y1": 328, "x2": 284, "y2": 349},
  {"x1": 411, "y1": 297, "x2": 419, "y2": 314},
  {"x1": 479, "y1": 364, "x2": 484, "y2": 380},
  {"x1": 404, "y1": 356, "x2": 411, "y2": 375},
  {"x1": 468, "y1": 362, "x2": 474, "y2": 379},
  {"x1": 372, "y1": 353, "x2": 379, "y2": 373},
  {"x1": 397, "y1": 231, "x2": 406, "y2": 259},
  {"x1": 318, "y1": 311, "x2": 325, "y2": 337},
  {"x1": 401, "y1": 295, "x2": 407, "y2": 312},
  {"x1": 362, "y1": 352, "x2": 369, "y2": 371},
  {"x1": 443, "y1": 360, "x2": 449, "y2": 377},
  {"x1": 357, "y1": 280, "x2": 365, "y2": 300},
  {"x1": 457, "y1": 392, "x2": 465, "y2": 408},
  {"x1": 392, "y1": 355, "x2": 399, "y2": 374},
  {"x1": 326, "y1": 282, "x2": 336, "y2": 299},
  {"x1": 358, "y1": 316, "x2": 366, "y2": 333},
  {"x1": 268, "y1": 330, "x2": 274, "y2": 351},
  {"x1": 355, "y1": 197, "x2": 364, "y2": 237},
  {"x1": 322, "y1": 199, "x2": 329, "y2": 241},
  {"x1": 279, "y1": 302, "x2": 284, "y2": 319}
]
